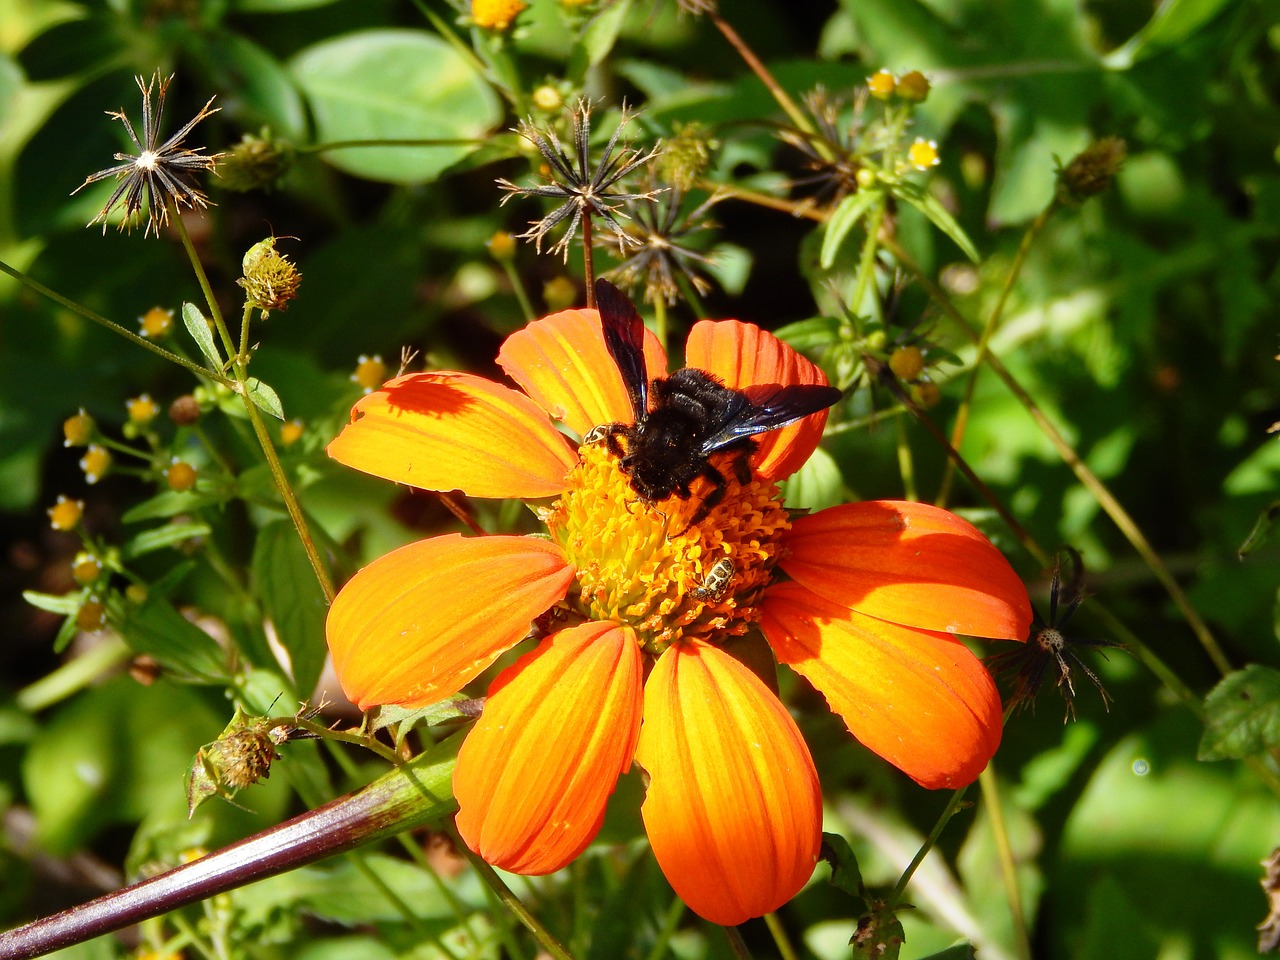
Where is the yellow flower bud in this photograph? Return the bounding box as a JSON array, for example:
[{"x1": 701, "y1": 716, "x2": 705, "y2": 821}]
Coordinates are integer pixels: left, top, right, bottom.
[
  {"x1": 532, "y1": 86, "x2": 563, "y2": 113},
  {"x1": 126, "y1": 394, "x2": 159, "y2": 425},
  {"x1": 910, "y1": 381, "x2": 942, "y2": 408},
  {"x1": 72, "y1": 552, "x2": 103, "y2": 585},
  {"x1": 908, "y1": 138, "x2": 941, "y2": 171},
  {"x1": 138, "y1": 307, "x2": 174, "y2": 339},
  {"x1": 896, "y1": 71, "x2": 930, "y2": 103},
  {"x1": 280, "y1": 418, "x2": 305, "y2": 447},
  {"x1": 352, "y1": 355, "x2": 388, "y2": 394},
  {"x1": 487, "y1": 231, "x2": 517, "y2": 262},
  {"x1": 165, "y1": 461, "x2": 198, "y2": 492},
  {"x1": 48, "y1": 495, "x2": 85, "y2": 531},
  {"x1": 80, "y1": 444, "x2": 112, "y2": 484},
  {"x1": 63, "y1": 409, "x2": 95, "y2": 447},
  {"x1": 543, "y1": 276, "x2": 577, "y2": 312},
  {"x1": 867, "y1": 69, "x2": 896, "y2": 101},
  {"x1": 77, "y1": 598, "x2": 107, "y2": 633},
  {"x1": 889, "y1": 345, "x2": 926, "y2": 382},
  {"x1": 471, "y1": 0, "x2": 527, "y2": 30}
]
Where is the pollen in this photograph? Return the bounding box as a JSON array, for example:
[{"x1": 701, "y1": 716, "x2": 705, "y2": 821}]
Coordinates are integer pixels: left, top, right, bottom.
[{"x1": 542, "y1": 443, "x2": 792, "y2": 654}]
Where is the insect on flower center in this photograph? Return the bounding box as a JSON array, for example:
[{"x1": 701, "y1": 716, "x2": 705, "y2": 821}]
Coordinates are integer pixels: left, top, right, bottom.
[{"x1": 541, "y1": 443, "x2": 791, "y2": 655}]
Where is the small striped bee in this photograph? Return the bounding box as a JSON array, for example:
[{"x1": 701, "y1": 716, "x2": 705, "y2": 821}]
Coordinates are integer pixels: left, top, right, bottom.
[{"x1": 690, "y1": 557, "x2": 736, "y2": 602}]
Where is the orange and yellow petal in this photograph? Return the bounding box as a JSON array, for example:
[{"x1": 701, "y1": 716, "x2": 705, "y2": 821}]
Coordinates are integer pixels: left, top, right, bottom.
[
  {"x1": 327, "y1": 372, "x2": 577, "y2": 499},
  {"x1": 761, "y1": 581, "x2": 1003, "y2": 789},
  {"x1": 326, "y1": 535, "x2": 575, "y2": 709},
  {"x1": 683, "y1": 319, "x2": 832, "y2": 481},
  {"x1": 636, "y1": 640, "x2": 821, "y2": 926},
  {"x1": 454, "y1": 621, "x2": 643, "y2": 874},
  {"x1": 497, "y1": 307, "x2": 667, "y2": 435},
  {"x1": 781, "y1": 500, "x2": 1032, "y2": 639}
]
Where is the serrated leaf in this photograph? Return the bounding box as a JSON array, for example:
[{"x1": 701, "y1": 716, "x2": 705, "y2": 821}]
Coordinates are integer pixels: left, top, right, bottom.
[
  {"x1": 123, "y1": 521, "x2": 212, "y2": 558},
  {"x1": 244, "y1": 377, "x2": 285, "y2": 420},
  {"x1": 252, "y1": 521, "x2": 329, "y2": 696},
  {"x1": 23, "y1": 590, "x2": 82, "y2": 615},
  {"x1": 1198, "y1": 665, "x2": 1280, "y2": 761},
  {"x1": 897, "y1": 182, "x2": 980, "y2": 263},
  {"x1": 821, "y1": 189, "x2": 882, "y2": 269},
  {"x1": 182, "y1": 302, "x2": 222, "y2": 370}
]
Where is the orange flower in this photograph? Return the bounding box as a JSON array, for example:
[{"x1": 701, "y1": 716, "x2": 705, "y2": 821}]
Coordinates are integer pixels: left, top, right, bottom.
[{"x1": 325, "y1": 304, "x2": 1031, "y2": 925}]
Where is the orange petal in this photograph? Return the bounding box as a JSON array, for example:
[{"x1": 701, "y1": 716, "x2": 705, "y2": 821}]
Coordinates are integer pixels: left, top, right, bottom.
[
  {"x1": 684, "y1": 319, "x2": 832, "y2": 481},
  {"x1": 454, "y1": 621, "x2": 643, "y2": 874},
  {"x1": 762, "y1": 582, "x2": 1003, "y2": 789},
  {"x1": 326, "y1": 534, "x2": 575, "y2": 709},
  {"x1": 497, "y1": 308, "x2": 668, "y2": 435},
  {"x1": 781, "y1": 500, "x2": 1032, "y2": 639},
  {"x1": 636, "y1": 640, "x2": 821, "y2": 926},
  {"x1": 327, "y1": 372, "x2": 577, "y2": 499}
]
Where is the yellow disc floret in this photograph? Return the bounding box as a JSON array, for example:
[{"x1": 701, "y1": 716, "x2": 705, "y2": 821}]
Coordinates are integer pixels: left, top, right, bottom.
[{"x1": 542, "y1": 443, "x2": 791, "y2": 655}]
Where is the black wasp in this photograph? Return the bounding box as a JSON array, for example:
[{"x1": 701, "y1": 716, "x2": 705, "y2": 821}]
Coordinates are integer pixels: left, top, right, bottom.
[{"x1": 587, "y1": 279, "x2": 841, "y2": 523}]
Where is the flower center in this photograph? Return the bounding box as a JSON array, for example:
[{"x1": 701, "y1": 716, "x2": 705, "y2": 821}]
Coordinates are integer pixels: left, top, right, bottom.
[{"x1": 541, "y1": 442, "x2": 792, "y2": 654}]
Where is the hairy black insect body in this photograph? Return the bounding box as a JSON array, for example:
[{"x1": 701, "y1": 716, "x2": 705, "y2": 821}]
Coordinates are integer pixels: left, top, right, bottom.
[{"x1": 591, "y1": 279, "x2": 841, "y2": 523}]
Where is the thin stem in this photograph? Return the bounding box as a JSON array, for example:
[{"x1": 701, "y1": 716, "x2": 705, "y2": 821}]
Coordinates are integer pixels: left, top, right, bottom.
[
  {"x1": 291, "y1": 719, "x2": 403, "y2": 765},
  {"x1": 977, "y1": 768, "x2": 1031, "y2": 960},
  {"x1": 0, "y1": 259, "x2": 232, "y2": 387},
  {"x1": 699, "y1": 180, "x2": 825, "y2": 221},
  {"x1": 652, "y1": 296, "x2": 669, "y2": 353},
  {"x1": 583, "y1": 216, "x2": 596, "y2": 307},
  {"x1": 895, "y1": 414, "x2": 916, "y2": 501},
  {"x1": 170, "y1": 210, "x2": 336, "y2": 604},
  {"x1": 238, "y1": 302, "x2": 254, "y2": 360},
  {"x1": 500, "y1": 258, "x2": 537, "y2": 323},
  {"x1": 850, "y1": 200, "x2": 886, "y2": 318},
  {"x1": 722, "y1": 925, "x2": 754, "y2": 960},
  {"x1": 303, "y1": 137, "x2": 489, "y2": 154},
  {"x1": 15, "y1": 637, "x2": 133, "y2": 712},
  {"x1": 437, "y1": 491, "x2": 487, "y2": 536},
  {"x1": 883, "y1": 235, "x2": 1234, "y2": 678},
  {"x1": 457, "y1": 846, "x2": 575, "y2": 960},
  {"x1": 937, "y1": 199, "x2": 1057, "y2": 507},
  {"x1": 888, "y1": 786, "x2": 969, "y2": 907},
  {"x1": 708, "y1": 11, "x2": 819, "y2": 152},
  {"x1": 763, "y1": 912, "x2": 799, "y2": 960},
  {"x1": 643, "y1": 898, "x2": 686, "y2": 960}
]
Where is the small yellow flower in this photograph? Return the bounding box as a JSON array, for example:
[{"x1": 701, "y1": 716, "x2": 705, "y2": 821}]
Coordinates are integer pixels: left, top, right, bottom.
[
  {"x1": 471, "y1": 0, "x2": 527, "y2": 30},
  {"x1": 63, "y1": 409, "x2": 95, "y2": 447},
  {"x1": 531, "y1": 85, "x2": 563, "y2": 113},
  {"x1": 352, "y1": 355, "x2": 388, "y2": 394},
  {"x1": 77, "y1": 598, "x2": 107, "y2": 633},
  {"x1": 48, "y1": 495, "x2": 85, "y2": 531},
  {"x1": 888, "y1": 345, "x2": 926, "y2": 382},
  {"x1": 280, "y1": 418, "x2": 305, "y2": 447},
  {"x1": 908, "y1": 138, "x2": 941, "y2": 171},
  {"x1": 138, "y1": 307, "x2": 174, "y2": 338},
  {"x1": 165, "y1": 460, "x2": 198, "y2": 492},
  {"x1": 897, "y1": 71, "x2": 931, "y2": 103},
  {"x1": 72, "y1": 552, "x2": 104, "y2": 585},
  {"x1": 126, "y1": 394, "x2": 159, "y2": 425},
  {"x1": 867, "y1": 69, "x2": 896, "y2": 100},
  {"x1": 910, "y1": 381, "x2": 942, "y2": 409},
  {"x1": 542, "y1": 276, "x2": 577, "y2": 312},
  {"x1": 487, "y1": 231, "x2": 517, "y2": 262},
  {"x1": 80, "y1": 444, "x2": 112, "y2": 484}
]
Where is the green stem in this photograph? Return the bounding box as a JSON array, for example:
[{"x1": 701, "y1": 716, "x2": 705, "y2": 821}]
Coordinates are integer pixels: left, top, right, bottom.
[
  {"x1": 850, "y1": 200, "x2": 886, "y2": 318},
  {"x1": 722, "y1": 925, "x2": 754, "y2": 960},
  {"x1": 458, "y1": 846, "x2": 575, "y2": 960},
  {"x1": 883, "y1": 235, "x2": 1234, "y2": 678},
  {"x1": 583, "y1": 215, "x2": 596, "y2": 307},
  {"x1": 977, "y1": 768, "x2": 1031, "y2": 960},
  {"x1": 170, "y1": 211, "x2": 336, "y2": 604},
  {"x1": 643, "y1": 898, "x2": 686, "y2": 960},
  {"x1": 0, "y1": 259, "x2": 232, "y2": 387},
  {"x1": 291, "y1": 718, "x2": 402, "y2": 765},
  {"x1": 895, "y1": 415, "x2": 916, "y2": 501},
  {"x1": 763, "y1": 912, "x2": 799, "y2": 960},
  {"x1": 888, "y1": 786, "x2": 969, "y2": 907},
  {"x1": 937, "y1": 199, "x2": 1057, "y2": 507},
  {"x1": 653, "y1": 296, "x2": 669, "y2": 352},
  {"x1": 501, "y1": 258, "x2": 537, "y2": 322},
  {"x1": 15, "y1": 637, "x2": 132, "y2": 712}
]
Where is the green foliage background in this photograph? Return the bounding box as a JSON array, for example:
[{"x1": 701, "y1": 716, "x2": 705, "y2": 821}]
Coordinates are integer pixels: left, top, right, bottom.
[{"x1": 1, "y1": 0, "x2": 1278, "y2": 958}]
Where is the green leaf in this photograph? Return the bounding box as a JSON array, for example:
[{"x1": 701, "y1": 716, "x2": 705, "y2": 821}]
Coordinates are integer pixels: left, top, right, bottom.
[
  {"x1": 123, "y1": 520, "x2": 213, "y2": 559},
  {"x1": 821, "y1": 832, "x2": 865, "y2": 901},
  {"x1": 1238, "y1": 500, "x2": 1280, "y2": 558},
  {"x1": 112, "y1": 594, "x2": 229, "y2": 683},
  {"x1": 251, "y1": 521, "x2": 329, "y2": 697},
  {"x1": 229, "y1": 0, "x2": 344, "y2": 13},
  {"x1": 1198, "y1": 665, "x2": 1280, "y2": 761},
  {"x1": 569, "y1": 0, "x2": 631, "y2": 76},
  {"x1": 778, "y1": 446, "x2": 845, "y2": 513},
  {"x1": 917, "y1": 947, "x2": 976, "y2": 960},
  {"x1": 1103, "y1": 0, "x2": 1235, "y2": 69},
  {"x1": 820, "y1": 190, "x2": 882, "y2": 269},
  {"x1": 289, "y1": 29, "x2": 501, "y2": 184},
  {"x1": 244, "y1": 377, "x2": 285, "y2": 420},
  {"x1": 896, "y1": 181, "x2": 980, "y2": 262},
  {"x1": 121, "y1": 490, "x2": 222, "y2": 523},
  {"x1": 182, "y1": 30, "x2": 308, "y2": 140},
  {"x1": 22, "y1": 590, "x2": 82, "y2": 615},
  {"x1": 182, "y1": 301, "x2": 222, "y2": 370},
  {"x1": 371, "y1": 696, "x2": 476, "y2": 736}
]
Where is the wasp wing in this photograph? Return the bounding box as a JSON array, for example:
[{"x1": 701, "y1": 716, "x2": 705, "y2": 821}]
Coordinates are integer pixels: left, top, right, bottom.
[
  {"x1": 699, "y1": 383, "x2": 842, "y2": 453},
  {"x1": 594, "y1": 279, "x2": 649, "y2": 423}
]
